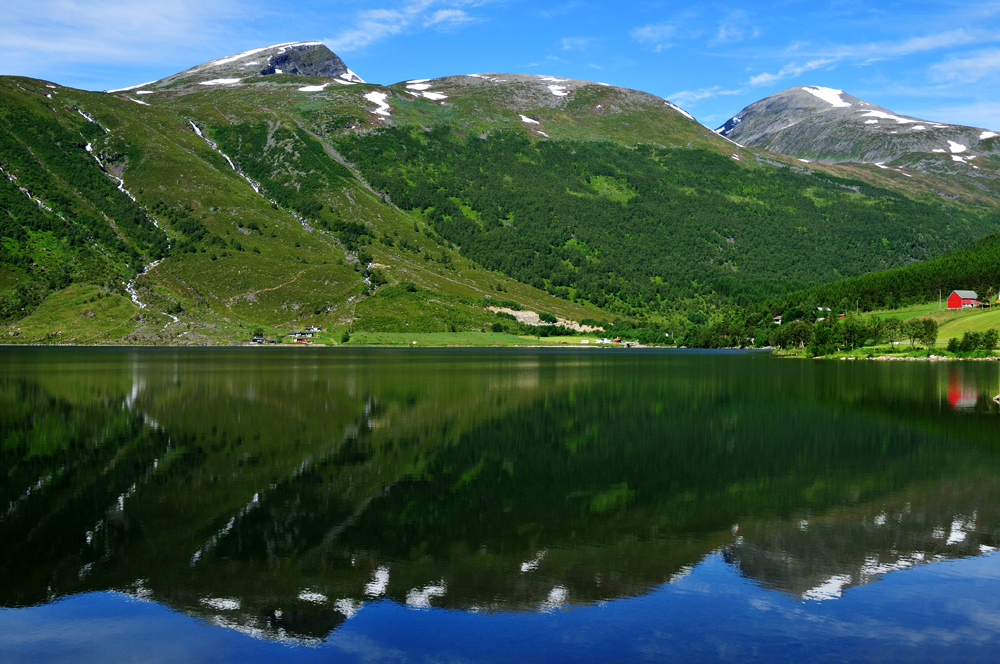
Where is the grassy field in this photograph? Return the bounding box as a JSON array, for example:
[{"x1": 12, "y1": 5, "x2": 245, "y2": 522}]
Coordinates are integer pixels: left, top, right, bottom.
[{"x1": 865, "y1": 301, "x2": 1000, "y2": 342}]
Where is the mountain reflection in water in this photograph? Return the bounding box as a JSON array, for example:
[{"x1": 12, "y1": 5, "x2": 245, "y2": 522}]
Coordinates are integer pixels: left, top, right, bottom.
[{"x1": 2, "y1": 347, "x2": 1000, "y2": 646}]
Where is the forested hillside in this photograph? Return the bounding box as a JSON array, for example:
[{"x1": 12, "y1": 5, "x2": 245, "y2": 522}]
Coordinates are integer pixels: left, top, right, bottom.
[
  {"x1": 337, "y1": 125, "x2": 1000, "y2": 312},
  {"x1": 776, "y1": 231, "x2": 1000, "y2": 312}
]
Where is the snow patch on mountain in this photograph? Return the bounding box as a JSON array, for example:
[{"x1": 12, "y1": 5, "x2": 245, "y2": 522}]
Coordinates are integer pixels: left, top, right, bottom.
[
  {"x1": 519, "y1": 115, "x2": 540, "y2": 125},
  {"x1": 859, "y1": 110, "x2": 916, "y2": 124},
  {"x1": 342, "y1": 69, "x2": 365, "y2": 83},
  {"x1": 127, "y1": 97, "x2": 150, "y2": 106},
  {"x1": 981, "y1": 131, "x2": 998, "y2": 140},
  {"x1": 210, "y1": 42, "x2": 323, "y2": 68},
  {"x1": 107, "y1": 80, "x2": 157, "y2": 93},
  {"x1": 865, "y1": 119, "x2": 878, "y2": 125},
  {"x1": 802, "y1": 86, "x2": 851, "y2": 108},
  {"x1": 422, "y1": 92, "x2": 447, "y2": 101},
  {"x1": 664, "y1": 101, "x2": 694, "y2": 121},
  {"x1": 298, "y1": 84, "x2": 329, "y2": 92},
  {"x1": 407, "y1": 83, "x2": 432, "y2": 91},
  {"x1": 364, "y1": 91, "x2": 391, "y2": 116},
  {"x1": 948, "y1": 140, "x2": 967, "y2": 153},
  {"x1": 199, "y1": 78, "x2": 241, "y2": 86},
  {"x1": 548, "y1": 85, "x2": 569, "y2": 97}
]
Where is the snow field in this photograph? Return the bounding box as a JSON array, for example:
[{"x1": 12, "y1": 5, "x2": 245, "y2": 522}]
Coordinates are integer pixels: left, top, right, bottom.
[
  {"x1": 363, "y1": 91, "x2": 392, "y2": 116},
  {"x1": 859, "y1": 110, "x2": 916, "y2": 124},
  {"x1": 106, "y1": 80, "x2": 157, "y2": 93},
  {"x1": 802, "y1": 86, "x2": 852, "y2": 108},
  {"x1": 209, "y1": 42, "x2": 322, "y2": 68},
  {"x1": 664, "y1": 101, "x2": 694, "y2": 120},
  {"x1": 404, "y1": 81, "x2": 448, "y2": 100},
  {"x1": 199, "y1": 78, "x2": 241, "y2": 86}
]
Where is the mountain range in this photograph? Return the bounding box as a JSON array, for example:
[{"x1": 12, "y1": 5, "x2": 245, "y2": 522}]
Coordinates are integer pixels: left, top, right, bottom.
[{"x1": 1, "y1": 42, "x2": 998, "y2": 344}]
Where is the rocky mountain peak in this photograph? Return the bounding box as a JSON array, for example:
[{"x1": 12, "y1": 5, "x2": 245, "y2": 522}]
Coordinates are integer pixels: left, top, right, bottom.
[
  {"x1": 715, "y1": 85, "x2": 999, "y2": 165},
  {"x1": 109, "y1": 41, "x2": 363, "y2": 94}
]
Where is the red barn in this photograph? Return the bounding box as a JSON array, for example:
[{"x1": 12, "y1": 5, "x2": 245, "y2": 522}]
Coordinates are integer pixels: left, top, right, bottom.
[{"x1": 947, "y1": 290, "x2": 979, "y2": 309}]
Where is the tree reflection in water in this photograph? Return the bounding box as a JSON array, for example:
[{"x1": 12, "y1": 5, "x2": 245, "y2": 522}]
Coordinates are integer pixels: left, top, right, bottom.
[{"x1": 2, "y1": 347, "x2": 1000, "y2": 644}]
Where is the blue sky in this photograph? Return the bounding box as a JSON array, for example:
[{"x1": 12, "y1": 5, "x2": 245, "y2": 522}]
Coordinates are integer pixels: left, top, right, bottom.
[{"x1": 3, "y1": 0, "x2": 1000, "y2": 129}]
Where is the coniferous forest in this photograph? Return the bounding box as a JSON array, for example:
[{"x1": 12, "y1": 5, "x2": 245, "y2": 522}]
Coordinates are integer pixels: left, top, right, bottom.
[{"x1": 337, "y1": 126, "x2": 999, "y2": 312}]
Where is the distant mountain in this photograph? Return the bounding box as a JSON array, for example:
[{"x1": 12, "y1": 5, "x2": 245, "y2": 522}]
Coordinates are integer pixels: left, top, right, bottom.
[{"x1": 716, "y1": 85, "x2": 1000, "y2": 168}]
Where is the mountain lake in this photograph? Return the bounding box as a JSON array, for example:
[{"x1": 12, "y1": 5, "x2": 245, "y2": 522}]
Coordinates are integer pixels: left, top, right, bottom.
[{"x1": 2, "y1": 347, "x2": 1000, "y2": 662}]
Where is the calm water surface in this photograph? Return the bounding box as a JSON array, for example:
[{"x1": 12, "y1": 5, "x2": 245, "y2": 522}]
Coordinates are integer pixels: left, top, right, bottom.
[{"x1": 2, "y1": 347, "x2": 1000, "y2": 662}]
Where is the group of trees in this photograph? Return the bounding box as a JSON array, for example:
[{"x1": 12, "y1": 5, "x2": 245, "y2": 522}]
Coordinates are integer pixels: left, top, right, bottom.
[
  {"x1": 947, "y1": 330, "x2": 999, "y2": 353},
  {"x1": 774, "y1": 231, "x2": 1000, "y2": 314},
  {"x1": 678, "y1": 303, "x2": 939, "y2": 355},
  {"x1": 335, "y1": 125, "x2": 996, "y2": 314}
]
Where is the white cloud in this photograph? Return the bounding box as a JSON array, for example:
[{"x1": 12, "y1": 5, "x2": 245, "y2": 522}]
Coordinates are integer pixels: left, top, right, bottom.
[
  {"x1": 0, "y1": 0, "x2": 240, "y2": 68},
  {"x1": 424, "y1": 8, "x2": 475, "y2": 28},
  {"x1": 326, "y1": 0, "x2": 489, "y2": 52},
  {"x1": 668, "y1": 85, "x2": 742, "y2": 106},
  {"x1": 712, "y1": 10, "x2": 759, "y2": 44},
  {"x1": 747, "y1": 59, "x2": 833, "y2": 87},
  {"x1": 560, "y1": 36, "x2": 598, "y2": 51},
  {"x1": 630, "y1": 21, "x2": 678, "y2": 51},
  {"x1": 788, "y1": 28, "x2": 995, "y2": 61},
  {"x1": 931, "y1": 47, "x2": 1000, "y2": 82}
]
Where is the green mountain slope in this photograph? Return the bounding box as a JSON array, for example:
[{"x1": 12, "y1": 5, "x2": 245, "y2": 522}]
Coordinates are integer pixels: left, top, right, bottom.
[{"x1": 3, "y1": 43, "x2": 1000, "y2": 343}]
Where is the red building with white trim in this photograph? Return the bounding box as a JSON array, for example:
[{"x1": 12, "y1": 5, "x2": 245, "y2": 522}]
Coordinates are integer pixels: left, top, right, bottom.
[{"x1": 947, "y1": 290, "x2": 979, "y2": 309}]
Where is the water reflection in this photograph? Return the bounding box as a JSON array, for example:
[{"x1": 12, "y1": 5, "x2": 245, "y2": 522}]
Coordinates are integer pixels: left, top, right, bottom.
[{"x1": 2, "y1": 348, "x2": 1000, "y2": 644}]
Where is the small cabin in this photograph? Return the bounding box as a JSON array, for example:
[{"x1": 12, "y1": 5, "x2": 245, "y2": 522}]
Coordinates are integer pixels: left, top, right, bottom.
[{"x1": 947, "y1": 290, "x2": 979, "y2": 309}]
